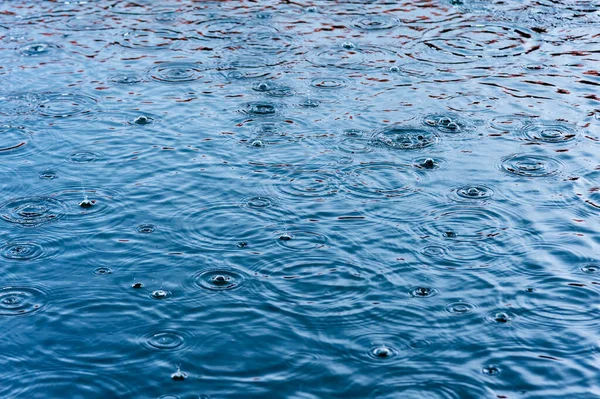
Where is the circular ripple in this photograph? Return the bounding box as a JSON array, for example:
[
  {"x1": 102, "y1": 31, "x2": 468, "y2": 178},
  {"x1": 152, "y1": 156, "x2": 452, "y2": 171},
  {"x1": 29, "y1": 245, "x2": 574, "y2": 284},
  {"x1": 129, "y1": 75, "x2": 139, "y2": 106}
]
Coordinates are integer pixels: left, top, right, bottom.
[
  {"x1": 0, "y1": 197, "x2": 67, "y2": 227},
  {"x1": 236, "y1": 31, "x2": 298, "y2": 54},
  {"x1": 445, "y1": 301, "x2": 477, "y2": 314},
  {"x1": 173, "y1": 203, "x2": 282, "y2": 250},
  {"x1": 343, "y1": 163, "x2": 419, "y2": 199},
  {"x1": 274, "y1": 228, "x2": 328, "y2": 251},
  {"x1": 0, "y1": 286, "x2": 48, "y2": 316},
  {"x1": 486, "y1": 310, "x2": 517, "y2": 325},
  {"x1": 0, "y1": 125, "x2": 32, "y2": 155},
  {"x1": 192, "y1": 268, "x2": 246, "y2": 291},
  {"x1": 422, "y1": 113, "x2": 473, "y2": 134},
  {"x1": 108, "y1": 73, "x2": 145, "y2": 85},
  {"x1": 68, "y1": 151, "x2": 103, "y2": 163},
  {"x1": 500, "y1": 153, "x2": 564, "y2": 177},
  {"x1": 518, "y1": 121, "x2": 579, "y2": 143},
  {"x1": 136, "y1": 224, "x2": 157, "y2": 234},
  {"x1": 93, "y1": 267, "x2": 113, "y2": 275},
  {"x1": 276, "y1": 169, "x2": 341, "y2": 199},
  {"x1": 489, "y1": 114, "x2": 532, "y2": 132},
  {"x1": 250, "y1": 256, "x2": 375, "y2": 318},
  {"x1": 1, "y1": 242, "x2": 43, "y2": 260},
  {"x1": 0, "y1": 93, "x2": 39, "y2": 117},
  {"x1": 37, "y1": 93, "x2": 98, "y2": 118},
  {"x1": 242, "y1": 196, "x2": 275, "y2": 209},
  {"x1": 310, "y1": 77, "x2": 348, "y2": 89},
  {"x1": 143, "y1": 330, "x2": 187, "y2": 351},
  {"x1": 352, "y1": 15, "x2": 398, "y2": 30},
  {"x1": 0, "y1": 369, "x2": 131, "y2": 397},
  {"x1": 372, "y1": 126, "x2": 438, "y2": 150},
  {"x1": 196, "y1": 18, "x2": 246, "y2": 40},
  {"x1": 240, "y1": 101, "x2": 280, "y2": 116},
  {"x1": 117, "y1": 28, "x2": 182, "y2": 49},
  {"x1": 411, "y1": 23, "x2": 539, "y2": 64},
  {"x1": 18, "y1": 42, "x2": 58, "y2": 56},
  {"x1": 306, "y1": 45, "x2": 398, "y2": 70},
  {"x1": 451, "y1": 185, "x2": 494, "y2": 202},
  {"x1": 149, "y1": 63, "x2": 205, "y2": 83},
  {"x1": 49, "y1": 188, "x2": 119, "y2": 221}
]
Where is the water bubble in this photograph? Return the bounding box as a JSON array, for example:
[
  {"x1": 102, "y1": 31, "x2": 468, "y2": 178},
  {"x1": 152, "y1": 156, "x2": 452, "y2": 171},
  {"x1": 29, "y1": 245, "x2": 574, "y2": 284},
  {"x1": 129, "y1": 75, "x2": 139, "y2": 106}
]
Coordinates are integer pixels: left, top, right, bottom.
[
  {"x1": 389, "y1": 65, "x2": 400, "y2": 73},
  {"x1": 482, "y1": 365, "x2": 501, "y2": 375},
  {"x1": 500, "y1": 154, "x2": 564, "y2": 177},
  {"x1": 342, "y1": 42, "x2": 356, "y2": 49},
  {"x1": 137, "y1": 224, "x2": 157, "y2": 234},
  {"x1": 414, "y1": 157, "x2": 439, "y2": 169},
  {"x1": 133, "y1": 115, "x2": 154, "y2": 125},
  {"x1": 237, "y1": 242, "x2": 248, "y2": 248},
  {"x1": 1, "y1": 242, "x2": 43, "y2": 260},
  {"x1": 423, "y1": 113, "x2": 471, "y2": 133},
  {"x1": 253, "y1": 81, "x2": 273, "y2": 92},
  {"x1": 306, "y1": 6, "x2": 318, "y2": 12},
  {"x1": 0, "y1": 286, "x2": 48, "y2": 316},
  {"x1": 94, "y1": 267, "x2": 113, "y2": 275},
  {"x1": 489, "y1": 311, "x2": 513, "y2": 324},
  {"x1": 409, "y1": 286, "x2": 438, "y2": 298},
  {"x1": 171, "y1": 368, "x2": 187, "y2": 381},
  {"x1": 193, "y1": 268, "x2": 246, "y2": 291},
  {"x1": 150, "y1": 290, "x2": 171, "y2": 300},
  {"x1": 370, "y1": 345, "x2": 395, "y2": 359},
  {"x1": 372, "y1": 126, "x2": 438, "y2": 150},
  {"x1": 250, "y1": 140, "x2": 265, "y2": 148},
  {"x1": 79, "y1": 199, "x2": 94, "y2": 208},
  {"x1": 581, "y1": 265, "x2": 599, "y2": 274}
]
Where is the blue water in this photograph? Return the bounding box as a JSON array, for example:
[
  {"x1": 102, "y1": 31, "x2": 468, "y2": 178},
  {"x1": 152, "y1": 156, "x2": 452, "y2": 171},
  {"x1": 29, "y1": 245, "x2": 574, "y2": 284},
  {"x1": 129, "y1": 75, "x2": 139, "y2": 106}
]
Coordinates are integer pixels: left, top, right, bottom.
[{"x1": 1, "y1": 0, "x2": 599, "y2": 397}]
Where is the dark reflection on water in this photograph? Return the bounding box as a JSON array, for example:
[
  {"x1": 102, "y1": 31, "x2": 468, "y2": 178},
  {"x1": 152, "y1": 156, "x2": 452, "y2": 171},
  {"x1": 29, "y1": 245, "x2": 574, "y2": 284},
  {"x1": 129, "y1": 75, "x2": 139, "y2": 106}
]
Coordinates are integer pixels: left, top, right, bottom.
[{"x1": 1, "y1": 0, "x2": 599, "y2": 397}]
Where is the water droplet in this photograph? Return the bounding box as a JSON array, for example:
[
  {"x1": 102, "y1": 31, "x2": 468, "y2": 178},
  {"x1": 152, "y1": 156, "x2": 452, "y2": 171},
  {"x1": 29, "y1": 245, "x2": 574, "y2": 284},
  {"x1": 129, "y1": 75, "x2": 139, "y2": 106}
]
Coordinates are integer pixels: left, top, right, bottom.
[
  {"x1": 482, "y1": 365, "x2": 501, "y2": 375},
  {"x1": 79, "y1": 199, "x2": 94, "y2": 208},
  {"x1": 454, "y1": 185, "x2": 494, "y2": 200},
  {"x1": 132, "y1": 282, "x2": 144, "y2": 289},
  {"x1": 445, "y1": 302, "x2": 476, "y2": 314},
  {"x1": 250, "y1": 140, "x2": 265, "y2": 148},
  {"x1": 409, "y1": 286, "x2": 438, "y2": 298},
  {"x1": 150, "y1": 290, "x2": 171, "y2": 300},
  {"x1": 136, "y1": 224, "x2": 157, "y2": 234},
  {"x1": 133, "y1": 115, "x2": 154, "y2": 125},
  {"x1": 94, "y1": 267, "x2": 113, "y2": 275},
  {"x1": 582, "y1": 265, "x2": 598, "y2": 274},
  {"x1": 194, "y1": 268, "x2": 245, "y2": 291},
  {"x1": 38, "y1": 170, "x2": 59, "y2": 180},
  {"x1": 389, "y1": 65, "x2": 400, "y2": 73},
  {"x1": 342, "y1": 42, "x2": 356, "y2": 49},
  {"x1": 371, "y1": 345, "x2": 394, "y2": 359},
  {"x1": 373, "y1": 126, "x2": 438, "y2": 150},
  {"x1": 279, "y1": 233, "x2": 293, "y2": 241},
  {"x1": 493, "y1": 312, "x2": 511, "y2": 323},
  {"x1": 171, "y1": 368, "x2": 187, "y2": 381}
]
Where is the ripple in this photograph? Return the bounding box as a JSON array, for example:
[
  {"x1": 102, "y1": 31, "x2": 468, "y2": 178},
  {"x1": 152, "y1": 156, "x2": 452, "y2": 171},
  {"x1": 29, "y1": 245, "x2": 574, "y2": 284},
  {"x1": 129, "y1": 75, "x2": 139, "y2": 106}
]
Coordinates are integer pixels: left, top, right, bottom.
[
  {"x1": 342, "y1": 162, "x2": 420, "y2": 199},
  {"x1": 249, "y1": 255, "x2": 375, "y2": 319},
  {"x1": 240, "y1": 101, "x2": 280, "y2": 116},
  {"x1": 150, "y1": 289, "x2": 171, "y2": 300},
  {"x1": 136, "y1": 224, "x2": 157, "y2": 234},
  {"x1": 225, "y1": 69, "x2": 271, "y2": 80},
  {"x1": 489, "y1": 115, "x2": 532, "y2": 132},
  {"x1": 68, "y1": 151, "x2": 103, "y2": 163},
  {"x1": 0, "y1": 286, "x2": 48, "y2": 316},
  {"x1": 93, "y1": 267, "x2": 113, "y2": 275},
  {"x1": 65, "y1": 16, "x2": 113, "y2": 31},
  {"x1": 37, "y1": 93, "x2": 98, "y2": 118},
  {"x1": 241, "y1": 196, "x2": 275, "y2": 210},
  {"x1": 500, "y1": 153, "x2": 564, "y2": 177},
  {"x1": 237, "y1": 31, "x2": 299, "y2": 55},
  {"x1": 275, "y1": 169, "x2": 341, "y2": 199},
  {"x1": 108, "y1": 73, "x2": 145, "y2": 85},
  {"x1": 144, "y1": 330, "x2": 186, "y2": 351},
  {"x1": 450, "y1": 185, "x2": 494, "y2": 202},
  {"x1": 518, "y1": 121, "x2": 579, "y2": 143},
  {"x1": 274, "y1": 227, "x2": 328, "y2": 251},
  {"x1": 352, "y1": 15, "x2": 398, "y2": 30},
  {"x1": 18, "y1": 42, "x2": 58, "y2": 56},
  {"x1": 0, "y1": 93, "x2": 39, "y2": 117},
  {"x1": 0, "y1": 125, "x2": 33, "y2": 155},
  {"x1": 445, "y1": 301, "x2": 477, "y2": 314},
  {"x1": 486, "y1": 310, "x2": 517, "y2": 325},
  {"x1": 252, "y1": 81, "x2": 295, "y2": 97},
  {"x1": 149, "y1": 63, "x2": 206, "y2": 83},
  {"x1": 310, "y1": 77, "x2": 348, "y2": 89},
  {"x1": 1, "y1": 242, "x2": 44, "y2": 260},
  {"x1": 371, "y1": 126, "x2": 438, "y2": 150},
  {"x1": 196, "y1": 18, "x2": 246, "y2": 40},
  {"x1": 0, "y1": 197, "x2": 67, "y2": 227},
  {"x1": 172, "y1": 203, "x2": 283, "y2": 250},
  {"x1": 48, "y1": 187, "x2": 121, "y2": 222},
  {"x1": 411, "y1": 23, "x2": 539, "y2": 64},
  {"x1": 413, "y1": 157, "x2": 442, "y2": 170},
  {"x1": 117, "y1": 28, "x2": 182, "y2": 50},
  {"x1": 0, "y1": 369, "x2": 131, "y2": 397},
  {"x1": 192, "y1": 267, "x2": 247, "y2": 291},
  {"x1": 306, "y1": 45, "x2": 398, "y2": 70},
  {"x1": 38, "y1": 170, "x2": 59, "y2": 180}
]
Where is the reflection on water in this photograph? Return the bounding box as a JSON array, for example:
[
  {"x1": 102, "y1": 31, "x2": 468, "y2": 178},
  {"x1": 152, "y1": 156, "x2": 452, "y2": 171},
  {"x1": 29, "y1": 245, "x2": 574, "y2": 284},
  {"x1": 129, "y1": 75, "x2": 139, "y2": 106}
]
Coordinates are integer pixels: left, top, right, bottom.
[{"x1": 1, "y1": 0, "x2": 599, "y2": 397}]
